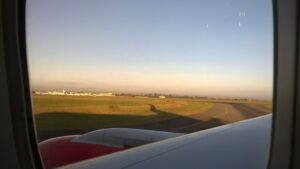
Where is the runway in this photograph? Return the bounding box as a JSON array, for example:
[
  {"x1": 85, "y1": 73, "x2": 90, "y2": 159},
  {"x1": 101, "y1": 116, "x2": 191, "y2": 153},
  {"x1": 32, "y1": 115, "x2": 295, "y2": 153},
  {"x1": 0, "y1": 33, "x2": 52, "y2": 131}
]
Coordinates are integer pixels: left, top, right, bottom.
[
  {"x1": 134, "y1": 103, "x2": 270, "y2": 133},
  {"x1": 37, "y1": 103, "x2": 271, "y2": 141}
]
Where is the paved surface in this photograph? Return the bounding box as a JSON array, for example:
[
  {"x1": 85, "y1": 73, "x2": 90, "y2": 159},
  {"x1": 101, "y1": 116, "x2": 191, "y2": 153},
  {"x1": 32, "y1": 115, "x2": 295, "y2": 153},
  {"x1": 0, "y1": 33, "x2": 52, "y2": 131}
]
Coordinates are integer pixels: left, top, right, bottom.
[
  {"x1": 37, "y1": 103, "x2": 271, "y2": 141},
  {"x1": 133, "y1": 103, "x2": 270, "y2": 133}
]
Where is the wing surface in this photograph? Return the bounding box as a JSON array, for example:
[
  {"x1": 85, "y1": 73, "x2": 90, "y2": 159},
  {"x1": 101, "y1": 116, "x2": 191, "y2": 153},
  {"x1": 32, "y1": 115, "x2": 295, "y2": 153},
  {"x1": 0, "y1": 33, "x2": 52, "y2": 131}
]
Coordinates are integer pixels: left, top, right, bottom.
[{"x1": 61, "y1": 115, "x2": 271, "y2": 169}]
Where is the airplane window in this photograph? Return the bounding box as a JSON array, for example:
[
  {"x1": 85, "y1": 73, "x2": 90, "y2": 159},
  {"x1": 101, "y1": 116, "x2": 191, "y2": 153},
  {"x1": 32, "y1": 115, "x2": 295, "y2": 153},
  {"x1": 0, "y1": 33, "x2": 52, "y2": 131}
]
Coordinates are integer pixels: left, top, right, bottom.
[{"x1": 26, "y1": 0, "x2": 273, "y2": 168}]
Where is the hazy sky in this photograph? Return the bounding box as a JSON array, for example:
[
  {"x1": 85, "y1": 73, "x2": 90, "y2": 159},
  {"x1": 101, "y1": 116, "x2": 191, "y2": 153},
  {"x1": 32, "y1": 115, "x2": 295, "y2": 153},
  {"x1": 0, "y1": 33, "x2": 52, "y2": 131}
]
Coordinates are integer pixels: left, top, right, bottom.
[{"x1": 26, "y1": 0, "x2": 273, "y2": 99}]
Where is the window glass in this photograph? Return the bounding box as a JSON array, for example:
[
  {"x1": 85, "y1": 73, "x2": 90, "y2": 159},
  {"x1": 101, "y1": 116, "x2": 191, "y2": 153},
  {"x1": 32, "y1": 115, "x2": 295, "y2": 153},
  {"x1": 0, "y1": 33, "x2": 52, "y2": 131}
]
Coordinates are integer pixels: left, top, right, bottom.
[{"x1": 26, "y1": 0, "x2": 273, "y2": 168}]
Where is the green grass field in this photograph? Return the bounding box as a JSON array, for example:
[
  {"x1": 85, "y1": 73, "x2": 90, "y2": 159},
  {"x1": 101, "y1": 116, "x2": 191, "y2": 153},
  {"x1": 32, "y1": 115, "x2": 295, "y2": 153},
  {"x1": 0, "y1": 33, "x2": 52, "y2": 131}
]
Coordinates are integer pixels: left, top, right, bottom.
[{"x1": 33, "y1": 95, "x2": 214, "y2": 131}]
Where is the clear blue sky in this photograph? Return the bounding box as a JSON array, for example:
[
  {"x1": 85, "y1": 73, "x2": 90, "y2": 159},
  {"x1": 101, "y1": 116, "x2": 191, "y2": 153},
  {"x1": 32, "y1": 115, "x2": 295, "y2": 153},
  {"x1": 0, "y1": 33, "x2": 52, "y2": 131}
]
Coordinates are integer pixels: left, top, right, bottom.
[{"x1": 26, "y1": 0, "x2": 273, "y2": 99}]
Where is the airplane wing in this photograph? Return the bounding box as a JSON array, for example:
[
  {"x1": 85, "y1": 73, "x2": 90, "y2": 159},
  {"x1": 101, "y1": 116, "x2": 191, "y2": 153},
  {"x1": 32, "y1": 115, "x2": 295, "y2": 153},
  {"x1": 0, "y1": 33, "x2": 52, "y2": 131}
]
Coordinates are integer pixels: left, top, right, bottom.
[
  {"x1": 72, "y1": 128, "x2": 184, "y2": 148},
  {"x1": 56, "y1": 114, "x2": 271, "y2": 169}
]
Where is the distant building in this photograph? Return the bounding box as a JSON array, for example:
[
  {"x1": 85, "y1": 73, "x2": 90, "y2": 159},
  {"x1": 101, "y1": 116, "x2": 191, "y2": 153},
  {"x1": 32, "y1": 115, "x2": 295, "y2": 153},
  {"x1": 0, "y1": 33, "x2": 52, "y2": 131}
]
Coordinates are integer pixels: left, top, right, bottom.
[
  {"x1": 95, "y1": 92, "x2": 114, "y2": 97},
  {"x1": 47, "y1": 90, "x2": 66, "y2": 95},
  {"x1": 33, "y1": 90, "x2": 115, "y2": 97},
  {"x1": 158, "y1": 95, "x2": 166, "y2": 99}
]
